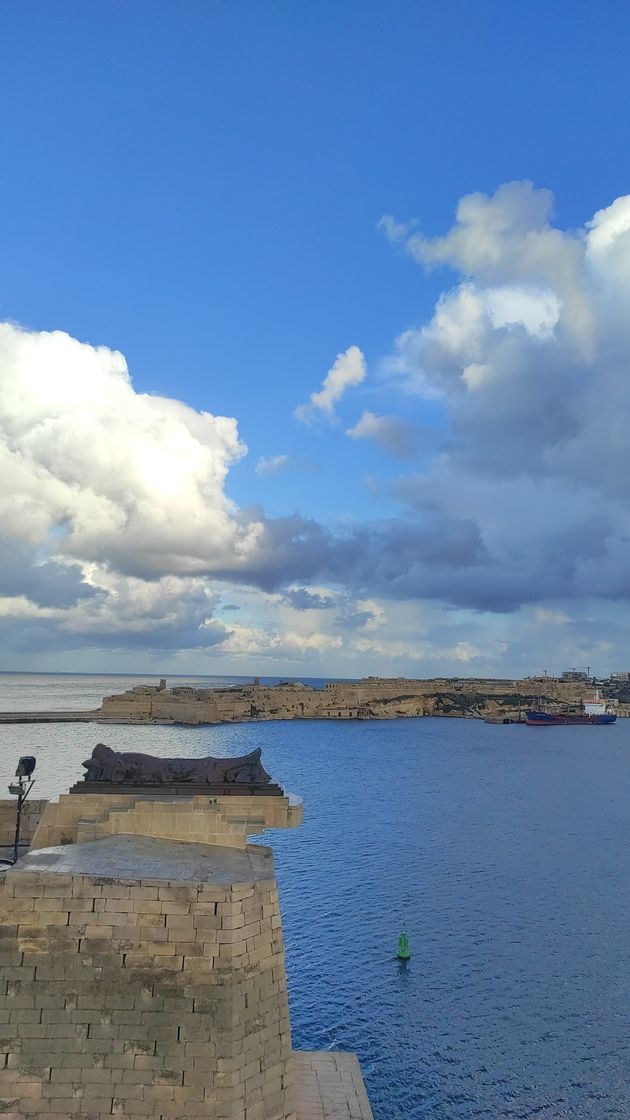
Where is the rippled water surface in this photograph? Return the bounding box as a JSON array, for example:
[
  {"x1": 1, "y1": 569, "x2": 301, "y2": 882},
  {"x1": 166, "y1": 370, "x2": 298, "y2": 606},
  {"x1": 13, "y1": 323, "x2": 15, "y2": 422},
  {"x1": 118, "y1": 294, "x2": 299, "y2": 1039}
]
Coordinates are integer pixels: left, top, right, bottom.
[{"x1": 2, "y1": 675, "x2": 630, "y2": 1119}]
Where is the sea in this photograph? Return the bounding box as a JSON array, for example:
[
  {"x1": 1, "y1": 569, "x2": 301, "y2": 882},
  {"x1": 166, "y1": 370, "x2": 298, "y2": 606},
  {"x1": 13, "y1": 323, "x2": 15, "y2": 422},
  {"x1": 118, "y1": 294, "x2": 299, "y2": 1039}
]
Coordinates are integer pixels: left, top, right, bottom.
[{"x1": 2, "y1": 672, "x2": 630, "y2": 1119}]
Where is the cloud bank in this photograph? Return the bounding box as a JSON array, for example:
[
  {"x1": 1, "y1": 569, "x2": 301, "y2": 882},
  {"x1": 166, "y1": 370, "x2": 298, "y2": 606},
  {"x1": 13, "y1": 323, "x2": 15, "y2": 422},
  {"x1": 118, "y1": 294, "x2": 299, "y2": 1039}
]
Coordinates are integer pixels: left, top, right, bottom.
[{"x1": 5, "y1": 181, "x2": 630, "y2": 674}]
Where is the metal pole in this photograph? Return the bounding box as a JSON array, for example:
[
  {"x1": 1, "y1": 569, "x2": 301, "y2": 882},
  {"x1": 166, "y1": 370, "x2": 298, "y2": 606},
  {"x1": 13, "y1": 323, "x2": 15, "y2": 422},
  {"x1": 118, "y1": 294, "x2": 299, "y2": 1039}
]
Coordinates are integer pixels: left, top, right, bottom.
[
  {"x1": 12, "y1": 778, "x2": 34, "y2": 865},
  {"x1": 12, "y1": 783, "x2": 23, "y2": 864}
]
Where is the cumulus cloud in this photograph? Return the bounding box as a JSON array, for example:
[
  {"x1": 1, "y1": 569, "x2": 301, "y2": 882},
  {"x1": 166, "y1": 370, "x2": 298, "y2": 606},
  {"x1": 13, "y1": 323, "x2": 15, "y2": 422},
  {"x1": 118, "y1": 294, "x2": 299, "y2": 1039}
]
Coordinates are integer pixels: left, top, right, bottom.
[
  {"x1": 219, "y1": 623, "x2": 342, "y2": 660},
  {"x1": 7, "y1": 181, "x2": 630, "y2": 674},
  {"x1": 294, "y1": 345, "x2": 366, "y2": 423},
  {"x1": 346, "y1": 410, "x2": 420, "y2": 458},
  {"x1": 0, "y1": 323, "x2": 260, "y2": 578},
  {"x1": 0, "y1": 565, "x2": 229, "y2": 652},
  {"x1": 255, "y1": 454, "x2": 289, "y2": 476},
  {"x1": 382, "y1": 183, "x2": 627, "y2": 483},
  {"x1": 376, "y1": 181, "x2": 630, "y2": 621},
  {"x1": 0, "y1": 540, "x2": 94, "y2": 609},
  {"x1": 218, "y1": 507, "x2": 490, "y2": 602},
  {"x1": 382, "y1": 180, "x2": 594, "y2": 358}
]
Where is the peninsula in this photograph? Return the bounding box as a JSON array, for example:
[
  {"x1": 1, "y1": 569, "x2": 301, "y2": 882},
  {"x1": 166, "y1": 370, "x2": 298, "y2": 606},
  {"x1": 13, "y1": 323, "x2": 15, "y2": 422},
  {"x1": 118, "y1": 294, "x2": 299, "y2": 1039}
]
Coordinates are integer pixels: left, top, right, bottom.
[{"x1": 1, "y1": 673, "x2": 629, "y2": 725}]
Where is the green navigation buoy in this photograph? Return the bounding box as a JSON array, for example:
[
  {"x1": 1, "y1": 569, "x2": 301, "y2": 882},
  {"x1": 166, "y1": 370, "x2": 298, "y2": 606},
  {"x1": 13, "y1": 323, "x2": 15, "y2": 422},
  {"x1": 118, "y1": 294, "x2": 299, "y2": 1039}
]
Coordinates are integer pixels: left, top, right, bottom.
[{"x1": 396, "y1": 931, "x2": 410, "y2": 960}]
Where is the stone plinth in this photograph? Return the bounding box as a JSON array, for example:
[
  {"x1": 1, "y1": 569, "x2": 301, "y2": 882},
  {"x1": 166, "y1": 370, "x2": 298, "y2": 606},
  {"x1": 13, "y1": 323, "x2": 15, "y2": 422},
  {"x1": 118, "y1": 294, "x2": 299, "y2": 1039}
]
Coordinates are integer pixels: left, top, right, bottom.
[
  {"x1": 30, "y1": 792, "x2": 303, "y2": 851},
  {"x1": 0, "y1": 836, "x2": 294, "y2": 1120}
]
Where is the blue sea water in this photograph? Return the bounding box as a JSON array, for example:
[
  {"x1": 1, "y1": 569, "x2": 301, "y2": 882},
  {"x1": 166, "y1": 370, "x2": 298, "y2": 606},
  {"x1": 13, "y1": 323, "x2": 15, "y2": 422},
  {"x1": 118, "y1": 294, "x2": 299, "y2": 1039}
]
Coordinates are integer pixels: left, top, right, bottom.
[{"x1": 1, "y1": 674, "x2": 630, "y2": 1119}]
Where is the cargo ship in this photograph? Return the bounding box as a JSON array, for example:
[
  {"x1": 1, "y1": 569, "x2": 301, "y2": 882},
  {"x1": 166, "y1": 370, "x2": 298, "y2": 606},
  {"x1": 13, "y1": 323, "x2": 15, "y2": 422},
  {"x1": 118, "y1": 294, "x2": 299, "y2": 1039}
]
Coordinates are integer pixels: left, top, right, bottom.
[
  {"x1": 525, "y1": 710, "x2": 616, "y2": 726},
  {"x1": 525, "y1": 692, "x2": 616, "y2": 726}
]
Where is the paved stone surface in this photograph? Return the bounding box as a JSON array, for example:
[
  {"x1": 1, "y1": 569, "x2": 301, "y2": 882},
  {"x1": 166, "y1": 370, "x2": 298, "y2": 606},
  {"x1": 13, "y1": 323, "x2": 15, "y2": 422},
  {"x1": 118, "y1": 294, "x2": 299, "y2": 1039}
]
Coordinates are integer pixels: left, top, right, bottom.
[
  {"x1": 293, "y1": 1052, "x2": 374, "y2": 1120},
  {"x1": 13, "y1": 832, "x2": 276, "y2": 884}
]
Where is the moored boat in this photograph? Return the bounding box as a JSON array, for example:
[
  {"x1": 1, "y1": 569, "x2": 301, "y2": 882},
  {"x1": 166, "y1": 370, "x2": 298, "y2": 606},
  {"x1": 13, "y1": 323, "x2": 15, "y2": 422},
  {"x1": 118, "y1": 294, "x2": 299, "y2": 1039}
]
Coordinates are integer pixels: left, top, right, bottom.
[
  {"x1": 525, "y1": 710, "x2": 616, "y2": 726},
  {"x1": 526, "y1": 690, "x2": 616, "y2": 725}
]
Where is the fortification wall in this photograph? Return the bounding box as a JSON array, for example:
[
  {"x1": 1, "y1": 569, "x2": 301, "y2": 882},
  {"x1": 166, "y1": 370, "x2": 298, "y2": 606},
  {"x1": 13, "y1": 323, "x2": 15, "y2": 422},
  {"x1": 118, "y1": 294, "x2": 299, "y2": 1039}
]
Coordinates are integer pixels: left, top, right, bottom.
[
  {"x1": 100, "y1": 694, "x2": 153, "y2": 718},
  {"x1": 150, "y1": 694, "x2": 220, "y2": 723},
  {"x1": 91, "y1": 676, "x2": 614, "y2": 726}
]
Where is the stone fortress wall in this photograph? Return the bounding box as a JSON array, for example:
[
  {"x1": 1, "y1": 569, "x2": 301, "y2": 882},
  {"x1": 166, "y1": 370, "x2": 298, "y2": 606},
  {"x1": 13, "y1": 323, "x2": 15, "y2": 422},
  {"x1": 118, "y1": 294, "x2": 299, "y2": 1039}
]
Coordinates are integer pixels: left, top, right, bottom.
[{"x1": 96, "y1": 674, "x2": 627, "y2": 725}]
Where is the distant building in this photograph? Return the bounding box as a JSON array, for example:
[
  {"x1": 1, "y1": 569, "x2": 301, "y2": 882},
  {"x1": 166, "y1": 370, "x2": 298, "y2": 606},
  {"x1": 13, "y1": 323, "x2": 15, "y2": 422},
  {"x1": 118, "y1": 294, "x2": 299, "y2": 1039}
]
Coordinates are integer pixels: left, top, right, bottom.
[
  {"x1": 610, "y1": 671, "x2": 630, "y2": 683},
  {"x1": 561, "y1": 670, "x2": 589, "y2": 682}
]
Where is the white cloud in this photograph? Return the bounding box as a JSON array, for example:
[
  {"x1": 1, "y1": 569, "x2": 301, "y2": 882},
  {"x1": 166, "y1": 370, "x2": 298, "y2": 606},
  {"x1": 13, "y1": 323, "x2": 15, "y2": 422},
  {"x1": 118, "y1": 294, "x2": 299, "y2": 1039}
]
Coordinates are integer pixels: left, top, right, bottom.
[
  {"x1": 376, "y1": 214, "x2": 415, "y2": 243},
  {"x1": 219, "y1": 622, "x2": 342, "y2": 660},
  {"x1": 0, "y1": 596, "x2": 57, "y2": 619},
  {"x1": 381, "y1": 183, "x2": 630, "y2": 495},
  {"x1": 533, "y1": 608, "x2": 570, "y2": 625},
  {"x1": 385, "y1": 180, "x2": 594, "y2": 359},
  {"x1": 373, "y1": 181, "x2": 630, "y2": 650},
  {"x1": 0, "y1": 322, "x2": 261, "y2": 578},
  {"x1": 352, "y1": 635, "x2": 496, "y2": 663},
  {"x1": 346, "y1": 410, "x2": 418, "y2": 458},
  {"x1": 484, "y1": 286, "x2": 560, "y2": 338},
  {"x1": 295, "y1": 345, "x2": 366, "y2": 423},
  {"x1": 355, "y1": 598, "x2": 385, "y2": 631},
  {"x1": 255, "y1": 454, "x2": 289, "y2": 476}
]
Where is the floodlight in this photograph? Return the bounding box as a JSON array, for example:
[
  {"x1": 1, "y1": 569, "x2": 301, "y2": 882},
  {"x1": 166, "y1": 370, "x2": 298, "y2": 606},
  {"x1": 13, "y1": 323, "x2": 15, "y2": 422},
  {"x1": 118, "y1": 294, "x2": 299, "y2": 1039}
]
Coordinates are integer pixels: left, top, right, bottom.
[{"x1": 16, "y1": 757, "x2": 36, "y2": 779}]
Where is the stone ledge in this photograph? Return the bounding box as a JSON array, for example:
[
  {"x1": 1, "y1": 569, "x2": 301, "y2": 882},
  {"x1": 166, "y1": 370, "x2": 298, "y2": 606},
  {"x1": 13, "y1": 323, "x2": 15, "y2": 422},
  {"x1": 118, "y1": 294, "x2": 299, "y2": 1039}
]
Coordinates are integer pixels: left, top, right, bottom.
[
  {"x1": 0, "y1": 1043, "x2": 373, "y2": 1120},
  {"x1": 8, "y1": 833, "x2": 276, "y2": 885},
  {"x1": 69, "y1": 781, "x2": 284, "y2": 796},
  {"x1": 293, "y1": 1050, "x2": 374, "y2": 1120}
]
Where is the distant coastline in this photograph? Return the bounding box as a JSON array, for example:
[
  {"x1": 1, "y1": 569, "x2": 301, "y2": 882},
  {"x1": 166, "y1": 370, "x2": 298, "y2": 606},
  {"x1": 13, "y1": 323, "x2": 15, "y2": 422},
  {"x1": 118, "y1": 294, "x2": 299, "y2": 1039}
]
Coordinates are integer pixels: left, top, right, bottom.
[{"x1": 0, "y1": 673, "x2": 628, "y2": 725}]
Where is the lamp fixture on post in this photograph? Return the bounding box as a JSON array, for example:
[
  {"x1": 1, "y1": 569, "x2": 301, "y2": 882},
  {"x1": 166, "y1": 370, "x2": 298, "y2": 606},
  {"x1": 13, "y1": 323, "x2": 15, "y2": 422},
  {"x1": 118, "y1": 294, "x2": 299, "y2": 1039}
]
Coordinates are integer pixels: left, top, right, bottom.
[{"x1": 8, "y1": 756, "x2": 36, "y2": 865}]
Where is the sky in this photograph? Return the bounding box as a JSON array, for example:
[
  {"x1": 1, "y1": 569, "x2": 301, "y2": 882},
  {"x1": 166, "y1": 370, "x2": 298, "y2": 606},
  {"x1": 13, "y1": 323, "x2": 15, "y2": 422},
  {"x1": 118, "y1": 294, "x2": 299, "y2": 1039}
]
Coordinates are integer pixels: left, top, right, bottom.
[{"x1": 2, "y1": 0, "x2": 630, "y2": 679}]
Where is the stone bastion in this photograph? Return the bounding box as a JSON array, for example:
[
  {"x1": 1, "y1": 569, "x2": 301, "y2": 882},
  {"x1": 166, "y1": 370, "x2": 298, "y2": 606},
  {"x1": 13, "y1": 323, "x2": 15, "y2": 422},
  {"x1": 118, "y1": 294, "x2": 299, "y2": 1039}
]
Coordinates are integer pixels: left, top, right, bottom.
[{"x1": 0, "y1": 747, "x2": 373, "y2": 1120}]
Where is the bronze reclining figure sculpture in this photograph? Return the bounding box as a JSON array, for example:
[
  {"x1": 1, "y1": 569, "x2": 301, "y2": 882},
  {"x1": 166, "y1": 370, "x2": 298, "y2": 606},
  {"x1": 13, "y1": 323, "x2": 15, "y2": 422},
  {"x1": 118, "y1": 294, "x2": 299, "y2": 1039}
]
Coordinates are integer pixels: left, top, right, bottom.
[{"x1": 81, "y1": 743, "x2": 273, "y2": 787}]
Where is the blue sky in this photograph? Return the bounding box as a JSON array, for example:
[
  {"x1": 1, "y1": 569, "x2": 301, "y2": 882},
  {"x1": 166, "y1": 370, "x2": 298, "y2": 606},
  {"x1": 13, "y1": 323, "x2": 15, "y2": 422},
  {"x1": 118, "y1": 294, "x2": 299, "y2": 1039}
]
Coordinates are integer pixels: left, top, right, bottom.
[{"x1": 2, "y1": 1, "x2": 630, "y2": 677}]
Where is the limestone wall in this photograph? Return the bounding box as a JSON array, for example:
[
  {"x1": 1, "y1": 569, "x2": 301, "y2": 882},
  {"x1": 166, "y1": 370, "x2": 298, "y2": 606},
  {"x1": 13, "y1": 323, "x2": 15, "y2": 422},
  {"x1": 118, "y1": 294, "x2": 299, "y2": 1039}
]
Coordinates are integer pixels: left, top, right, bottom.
[
  {"x1": 0, "y1": 799, "x2": 48, "y2": 848},
  {"x1": 0, "y1": 840, "x2": 294, "y2": 1120},
  {"x1": 151, "y1": 694, "x2": 220, "y2": 723},
  {"x1": 100, "y1": 694, "x2": 153, "y2": 719}
]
